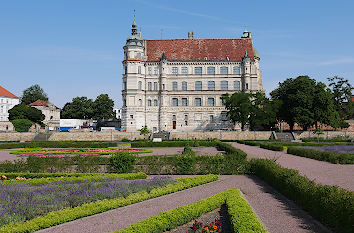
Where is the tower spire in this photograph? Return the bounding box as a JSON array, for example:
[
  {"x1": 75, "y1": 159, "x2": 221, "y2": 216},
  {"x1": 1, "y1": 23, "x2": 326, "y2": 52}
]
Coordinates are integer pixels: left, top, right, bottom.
[{"x1": 131, "y1": 9, "x2": 138, "y2": 35}]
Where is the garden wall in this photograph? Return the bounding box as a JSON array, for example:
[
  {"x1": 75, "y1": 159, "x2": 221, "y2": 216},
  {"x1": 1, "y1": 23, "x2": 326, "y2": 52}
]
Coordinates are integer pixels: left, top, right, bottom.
[
  {"x1": 0, "y1": 132, "x2": 35, "y2": 141},
  {"x1": 297, "y1": 131, "x2": 354, "y2": 139},
  {"x1": 170, "y1": 131, "x2": 272, "y2": 140},
  {"x1": 49, "y1": 132, "x2": 148, "y2": 141}
]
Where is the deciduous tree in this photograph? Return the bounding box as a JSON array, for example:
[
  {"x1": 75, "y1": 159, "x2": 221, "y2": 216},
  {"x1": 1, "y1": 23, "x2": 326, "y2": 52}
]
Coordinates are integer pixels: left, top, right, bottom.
[{"x1": 21, "y1": 84, "x2": 48, "y2": 105}]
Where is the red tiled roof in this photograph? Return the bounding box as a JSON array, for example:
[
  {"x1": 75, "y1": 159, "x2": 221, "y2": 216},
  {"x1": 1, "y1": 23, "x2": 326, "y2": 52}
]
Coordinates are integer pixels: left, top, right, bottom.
[
  {"x1": 146, "y1": 38, "x2": 254, "y2": 62},
  {"x1": 29, "y1": 100, "x2": 59, "y2": 109},
  {"x1": 0, "y1": 85, "x2": 19, "y2": 98}
]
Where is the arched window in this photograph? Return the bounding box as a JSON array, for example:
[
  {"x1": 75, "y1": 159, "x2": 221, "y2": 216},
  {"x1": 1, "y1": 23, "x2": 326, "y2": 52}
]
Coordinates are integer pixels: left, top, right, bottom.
[
  {"x1": 138, "y1": 81, "x2": 142, "y2": 90},
  {"x1": 147, "y1": 99, "x2": 152, "y2": 106},
  {"x1": 138, "y1": 99, "x2": 142, "y2": 106},
  {"x1": 182, "y1": 81, "x2": 187, "y2": 91},
  {"x1": 172, "y1": 82, "x2": 178, "y2": 91},
  {"x1": 154, "y1": 99, "x2": 158, "y2": 106}
]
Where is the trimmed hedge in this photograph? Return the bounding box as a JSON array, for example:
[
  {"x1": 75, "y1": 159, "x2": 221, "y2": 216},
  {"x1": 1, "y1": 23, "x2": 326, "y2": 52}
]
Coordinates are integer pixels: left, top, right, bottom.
[
  {"x1": 250, "y1": 159, "x2": 354, "y2": 233},
  {"x1": 131, "y1": 140, "x2": 219, "y2": 148},
  {"x1": 0, "y1": 174, "x2": 218, "y2": 233},
  {"x1": 116, "y1": 188, "x2": 267, "y2": 233},
  {"x1": 10, "y1": 148, "x2": 152, "y2": 155},
  {"x1": 301, "y1": 137, "x2": 352, "y2": 142},
  {"x1": 0, "y1": 141, "x2": 117, "y2": 149},
  {"x1": 259, "y1": 143, "x2": 284, "y2": 151},
  {"x1": 287, "y1": 147, "x2": 354, "y2": 164}
]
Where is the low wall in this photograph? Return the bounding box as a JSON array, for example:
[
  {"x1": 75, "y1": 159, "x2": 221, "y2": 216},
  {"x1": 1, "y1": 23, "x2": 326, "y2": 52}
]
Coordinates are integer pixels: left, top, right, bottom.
[
  {"x1": 170, "y1": 131, "x2": 272, "y2": 140},
  {"x1": 297, "y1": 131, "x2": 354, "y2": 139},
  {"x1": 0, "y1": 132, "x2": 36, "y2": 141},
  {"x1": 49, "y1": 131, "x2": 147, "y2": 141}
]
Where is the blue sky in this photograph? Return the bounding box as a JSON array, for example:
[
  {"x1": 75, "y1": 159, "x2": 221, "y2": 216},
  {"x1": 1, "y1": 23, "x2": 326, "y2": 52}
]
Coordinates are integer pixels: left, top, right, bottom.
[{"x1": 0, "y1": 0, "x2": 353, "y2": 108}]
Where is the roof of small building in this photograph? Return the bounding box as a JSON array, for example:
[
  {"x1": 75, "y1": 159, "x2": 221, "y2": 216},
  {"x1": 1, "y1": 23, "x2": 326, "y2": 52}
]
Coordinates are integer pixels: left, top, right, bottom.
[
  {"x1": 0, "y1": 85, "x2": 19, "y2": 98},
  {"x1": 29, "y1": 100, "x2": 59, "y2": 109},
  {"x1": 145, "y1": 38, "x2": 255, "y2": 62}
]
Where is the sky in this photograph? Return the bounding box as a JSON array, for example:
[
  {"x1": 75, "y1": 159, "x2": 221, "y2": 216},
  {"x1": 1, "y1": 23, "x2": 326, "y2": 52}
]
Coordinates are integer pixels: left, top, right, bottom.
[{"x1": 0, "y1": 0, "x2": 353, "y2": 108}]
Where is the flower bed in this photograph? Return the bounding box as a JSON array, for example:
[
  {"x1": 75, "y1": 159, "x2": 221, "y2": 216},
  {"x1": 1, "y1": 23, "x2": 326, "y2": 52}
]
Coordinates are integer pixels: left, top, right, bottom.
[{"x1": 0, "y1": 174, "x2": 218, "y2": 233}]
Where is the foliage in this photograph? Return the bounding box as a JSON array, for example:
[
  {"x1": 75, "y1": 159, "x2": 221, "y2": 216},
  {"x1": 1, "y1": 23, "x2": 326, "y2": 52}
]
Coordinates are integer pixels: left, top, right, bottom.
[
  {"x1": 0, "y1": 175, "x2": 218, "y2": 233},
  {"x1": 301, "y1": 137, "x2": 352, "y2": 142},
  {"x1": 176, "y1": 151, "x2": 196, "y2": 174},
  {"x1": 259, "y1": 143, "x2": 284, "y2": 151},
  {"x1": 139, "y1": 126, "x2": 150, "y2": 136},
  {"x1": 61, "y1": 96, "x2": 94, "y2": 119},
  {"x1": 190, "y1": 218, "x2": 222, "y2": 233},
  {"x1": 271, "y1": 76, "x2": 339, "y2": 130},
  {"x1": 8, "y1": 104, "x2": 44, "y2": 124},
  {"x1": 249, "y1": 159, "x2": 354, "y2": 233},
  {"x1": 116, "y1": 188, "x2": 267, "y2": 233},
  {"x1": 20, "y1": 84, "x2": 48, "y2": 105},
  {"x1": 93, "y1": 94, "x2": 115, "y2": 119},
  {"x1": 109, "y1": 153, "x2": 137, "y2": 173},
  {"x1": 287, "y1": 147, "x2": 354, "y2": 164},
  {"x1": 132, "y1": 140, "x2": 219, "y2": 148},
  {"x1": 327, "y1": 76, "x2": 354, "y2": 120},
  {"x1": 10, "y1": 119, "x2": 33, "y2": 132},
  {"x1": 0, "y1": 141, "x2": 117, "y2": 149}
]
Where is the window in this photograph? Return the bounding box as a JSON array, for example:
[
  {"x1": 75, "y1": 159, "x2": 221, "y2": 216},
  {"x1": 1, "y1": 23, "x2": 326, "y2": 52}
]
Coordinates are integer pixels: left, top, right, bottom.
[
  {"x1": 221, "y1": 81, "x2": 228, "y2": 90},
  {"x1": 154, "y1": 82, "x2": 158, "y2": 91},
  {"x1": 246, "y1": 83, "x2": 249, "y2": 90},
  {"x1": 123, "y1": 99, "x2": 126, "y2": 107},
  {"x1": 208, "y1": 98, "x2": 215, "y2": 106},
  {"x1": 172, "y1": 114, "x2": 177, "y2": 120},
  {"x1": 210, "y1": 115, "x2": 214, "y2": 122},
  {"x1": 124, "y1": 66, "x2": 127, "y2": 74},
  {"x1": 172, "y1": 98, "x2": 178, "y2": 106},
  {"x1": 195, "y1": 98, "x2": 202, "y2": 106},
  {"x1": 138, "y1": 81, "x2": 142, "y2": 90},
  {"x1": 172, "y1": 67, "x2": 178, "y2": 74},
  {"x1": 130, "y1": 115, "x2": 134, "y2": 119},
  {"x1": 220, "y1": 66, "x2": 228, "y2": 74},
  {"x1": 185, "y1": 121, "x2": 188, "y2": 126},
  {"x1": 194, "y1": 67, "x2": 202, "y2": 74},
  {"x1": 184, "y1": 114, "x2": 188, "y2": 120},
  {"x1": 208, "y1": 81, "x2": 215, "y2": 90},
  {"x1": 234, "y1": 81, "x2": 240, "y2": 90},
  {"x1": 233, "y1": 66, "x2": 240, "y2": 74},
  {"x1": 136, "y1": 52, "x2": 141, "y2": 59},
  {"x1": 195, "y1": 81, "x2": 202, "y2": 90},
  {"x1": 162, "y1": 84, "x2": 165, "y2": 90},
  {"x1": 153, "y1": 127, "x2": 157, "y2": 132},
  {"x1": 207, "y1": 66, "x2": 215, "y2": 74},
  {"x1": 148, "y1": 67, "x2": 152, "y2": 75},
  {"x1": 138, "y1": 66, "x2": 141, "y2": 74},
  {"x1": 154, "y1": 99, "x2": 158, "y2": 106},
  {"x1": 172, "y1": 81, "x2": 178, "y2": 91},
  {"x1": 148, "y1": 99, "x2": 152, "y2": 106},
  {"x1": 148, "y1": 82, "x2": 152, "y2": 91},
  {"x1": 138, "y1": 99, "x2": 142, "y2": 106},
  {"x1": 123, "y1": 81, "x2": 127, "y2": 90},
  {"x1": 195, "y1": 113, "x2": 202, "y2": 121},
  {"x1": 181, "y1": 67, "x2": 188, "y2": 74},
  {"x1": 182, "y1": 98, "x2": 188, "y2": 106},
  {"x1": 221, "y1": 112, "x2": 228, "y2": 121},
  {"x1": 182, "y1": 81, "x2": 187, "y2": 91},
  {"x1": 154, "y1": 67, "x2": 158, "y2": 75}
]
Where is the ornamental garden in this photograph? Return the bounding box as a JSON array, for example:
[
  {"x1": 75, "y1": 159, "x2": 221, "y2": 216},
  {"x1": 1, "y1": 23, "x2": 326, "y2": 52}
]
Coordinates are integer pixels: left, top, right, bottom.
[{"x1": 0, "y1": 138, "x2": 353, "y2": 233}]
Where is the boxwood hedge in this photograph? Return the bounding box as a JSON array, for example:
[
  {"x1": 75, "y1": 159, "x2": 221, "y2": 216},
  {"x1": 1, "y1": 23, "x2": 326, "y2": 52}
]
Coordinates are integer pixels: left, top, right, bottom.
[{"x1": 287, "y1": 147, "x2": 354, "y2": 164}]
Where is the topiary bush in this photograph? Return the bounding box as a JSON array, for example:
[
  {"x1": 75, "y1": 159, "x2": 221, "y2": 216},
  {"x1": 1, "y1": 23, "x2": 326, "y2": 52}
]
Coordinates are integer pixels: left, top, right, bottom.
[
  {"x1": 109, "y1": 152, "x2": 136, "y2": 173},
  {"x1": 11, "y1": 119, "x2": 33, "y2": 132}
]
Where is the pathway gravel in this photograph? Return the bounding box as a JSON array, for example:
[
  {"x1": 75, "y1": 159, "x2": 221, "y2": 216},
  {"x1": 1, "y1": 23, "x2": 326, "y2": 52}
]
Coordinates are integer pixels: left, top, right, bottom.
[
  {"x1": 228, "y1": 142, "x2": 354, "y2": 192},
  {"x1": 37, "y1": 175, "x2": 332, "y2": 233}
]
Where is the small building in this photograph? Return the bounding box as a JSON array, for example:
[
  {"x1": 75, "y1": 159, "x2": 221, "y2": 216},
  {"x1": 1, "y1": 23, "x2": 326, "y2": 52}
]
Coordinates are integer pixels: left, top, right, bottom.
[
  {"x1": 29, "y1": 100, "x2": 60, "y2": 131},
  {"x1": 0, "y1": 85, "x2": 20, "y2": 131},
  {"x1": 60, "y1": 119, "x2": 93, "y2": 132}
]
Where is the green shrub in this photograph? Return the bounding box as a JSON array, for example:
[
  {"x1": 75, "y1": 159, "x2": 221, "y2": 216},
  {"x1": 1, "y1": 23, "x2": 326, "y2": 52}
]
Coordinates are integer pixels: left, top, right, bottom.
[
  {"x1": 301, "y1": 137, "x2": 352, "y2": 142},
  {"x1": 109, "y1": 153, "x2": 136, "y2": 173},
  {"x1": 260, "y1": 143, "x2": 284, "y2": 151},
  {"x1": 287, "y1": 147, "x2": 354, "y2": 164},
  {"x1": 249, "y1": 159, "x2": 354, "y2": 233},
  {"x1": 176, "y1": 154, "x2": 196, "y2": 174},
  {"x1": 121, "y1": 138, "x2": 131, "y2": 142},
  {"x1": 0, "y1": 175, "x2": 218, "y2": 233},
  {"x1": 132, "y1": 140, "x2": 219, "y2": 148},
  {"x1": 11, "y1": 119, "x2": 33, "y2": 132},
  {"x1": 0, "y1": 141, "x2": 117, "y2": 149}
]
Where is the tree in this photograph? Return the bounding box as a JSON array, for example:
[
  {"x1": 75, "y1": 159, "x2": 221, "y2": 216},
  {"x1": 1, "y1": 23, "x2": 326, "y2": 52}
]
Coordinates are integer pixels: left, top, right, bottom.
[
  {"x1": 327, "y1": 76, "x2": 353, "y2": 120},
  {"x1": 139, "y1": 126, "x2": 150, "y2": 136},
  {"x1": 93, "y1": 94, "x2": 115, "y2": 119},
  {"x1": 61, "y1": 97, "x2": 94, "y2": 119},
  {"x1": 21, "y1": 84, "x2": 48, "y2": 105},
  {"x1": 221, "y1": 92, "x2": 252, "y2": 131},
  {"x1": 8, "y1": 104, "x2": 45, "y2": 124},
  {"x1": 11, "y1": 119, "x2": 33, "y2": 132}
]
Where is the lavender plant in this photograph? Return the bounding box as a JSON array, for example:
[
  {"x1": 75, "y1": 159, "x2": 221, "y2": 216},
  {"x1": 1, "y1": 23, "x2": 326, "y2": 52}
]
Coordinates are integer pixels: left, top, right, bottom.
[{"x1": 0, "y1": 176, "x2": 174, "y2": 226}]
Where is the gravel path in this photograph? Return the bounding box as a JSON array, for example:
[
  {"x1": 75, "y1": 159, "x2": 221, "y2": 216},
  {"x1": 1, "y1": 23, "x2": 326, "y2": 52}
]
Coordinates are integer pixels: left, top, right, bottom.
[
  {"x1": 37, "y1": 175, "x2": 332, "y2": 233},
  {"x1": 0, "y1": 150, "x2": 21, "y2": 162},
  {"x1": 229, "y1": 142, "x2": 354, "y2": 192}
]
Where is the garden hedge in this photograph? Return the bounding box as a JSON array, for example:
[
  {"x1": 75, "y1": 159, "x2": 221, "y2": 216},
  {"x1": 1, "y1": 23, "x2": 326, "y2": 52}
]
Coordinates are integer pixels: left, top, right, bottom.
[
  {"x1": 0, "y1": 174, "x2": 218, "y2": 233},
  {"x1": 301, "y1": 137, "x2": 352, "y2": 142},
  {"x1": 259, "y1": 143, "x2": 284, "y2": 151},
  {"x1": 131, "y1": 140, "x2": 219, "y2": 148},
  {"x1": 250, "y1": 159, "x2": 354, "y2": 233},
  {"x1": 0, "y1": 141, "x2": 117, "y2": 149},
  {"x1": 116, "y1": 188, "x2": 267, "y2": 233},
  {"x1": 287, "y1": 147, "x2": 354, "y2": 164}
]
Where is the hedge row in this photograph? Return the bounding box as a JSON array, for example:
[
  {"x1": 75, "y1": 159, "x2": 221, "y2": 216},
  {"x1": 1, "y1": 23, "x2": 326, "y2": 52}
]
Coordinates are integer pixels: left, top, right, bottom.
[
  {"x1": 301, "y1": 137, "x2": 352, "y2": 142},
  {"x1": 250, "y1": 159, "x2": 354, "y2": 233},
  {"x1": 0, "y1": 141, "x2": 117, "y2": 149},
  {"x1": 287, "y1": 147, "x2": 354, "y2": 164},
  {"x1": 0, "y1": 174, "x2": 218, "y2": 233},
  {"x1": 116, "y1": 188, "x2": 267, "y2": 233},
  {"x1": 259, "y1": 143, "x2": 284, "y2": 151},
  {"x1": 10, "y1": 148, "x2": 152, "y2": 155},
  {"x1": 131, "y1": 140, "x2": 219, "y2": 148},
  {"x1": 0, "y1": 172, "x2": 147, "y2": 185}
]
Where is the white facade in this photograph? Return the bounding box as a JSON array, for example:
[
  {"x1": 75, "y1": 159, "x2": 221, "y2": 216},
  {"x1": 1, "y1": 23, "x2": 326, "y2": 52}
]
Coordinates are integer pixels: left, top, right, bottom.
[
  {"x1": 0, "y1": 95, "x2": 19, "y2": 122},
  {"x1": 121, "y1": 21, "x2": 263, "y2": 132}
]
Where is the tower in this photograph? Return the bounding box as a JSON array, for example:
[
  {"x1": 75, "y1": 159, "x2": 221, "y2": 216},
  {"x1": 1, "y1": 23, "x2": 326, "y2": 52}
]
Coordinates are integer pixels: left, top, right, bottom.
[
  {"x1": 121, "y1": 17, "x2": 145, "y2": 132},
  {"x1": 242, "y1": 50, "x2": 251, "y2": 91}
]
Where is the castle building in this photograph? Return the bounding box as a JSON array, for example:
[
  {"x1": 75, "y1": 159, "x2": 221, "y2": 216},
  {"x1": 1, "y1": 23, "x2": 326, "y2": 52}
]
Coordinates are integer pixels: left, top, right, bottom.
[
  {"x1": 0, "y1": 85, "x2": 20, "y2": 122},
  {"x1": 29, "y1": 100, "x2": 60, "y2": 131},
  {"x1": 121, "y1": 19, "x2": 263, "y2": 132}
]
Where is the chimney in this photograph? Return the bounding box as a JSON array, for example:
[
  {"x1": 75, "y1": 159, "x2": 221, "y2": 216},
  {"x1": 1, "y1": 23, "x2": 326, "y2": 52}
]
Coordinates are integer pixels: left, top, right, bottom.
[{"x1": 188, "y1": 31, "x2": 194, "y2": 39}]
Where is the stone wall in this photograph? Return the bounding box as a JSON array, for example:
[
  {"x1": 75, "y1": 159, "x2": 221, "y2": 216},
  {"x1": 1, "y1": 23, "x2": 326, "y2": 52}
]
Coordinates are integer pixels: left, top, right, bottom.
[
  {"x1": 297, "y1": 131, "x2": 354, "y2": 139},
  {"x1": 170, "y1": 131, "x2": 272, "y2": 140},
  {"x1": 0, "y1": 132, "x2": 36, "y2": 141},
  {"x1": 49, "y1": 131, "x2": 147, "y2": 141}
]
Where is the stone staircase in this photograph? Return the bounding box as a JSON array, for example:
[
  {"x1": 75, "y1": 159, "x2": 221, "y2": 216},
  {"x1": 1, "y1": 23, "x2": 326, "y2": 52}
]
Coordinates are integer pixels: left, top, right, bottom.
[
  {"x1": 33, "y1": 133, "x2": 52, "y2": 141},
  {"x1": 271, "y1": 132, "x2": 296, "y2": 141},
  {"x1": 151, "y1": 131, "x2": 170, "y2": 140}
]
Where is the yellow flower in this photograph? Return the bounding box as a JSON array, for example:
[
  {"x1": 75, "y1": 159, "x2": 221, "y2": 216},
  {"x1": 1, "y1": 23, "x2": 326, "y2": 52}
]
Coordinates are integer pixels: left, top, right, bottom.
[
  {"x1": 204, "y1": 227, "x2": 209, "y2": 230},
  {"x1": 213, "y1": 225, "x2": 217, "y2": 229}
]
